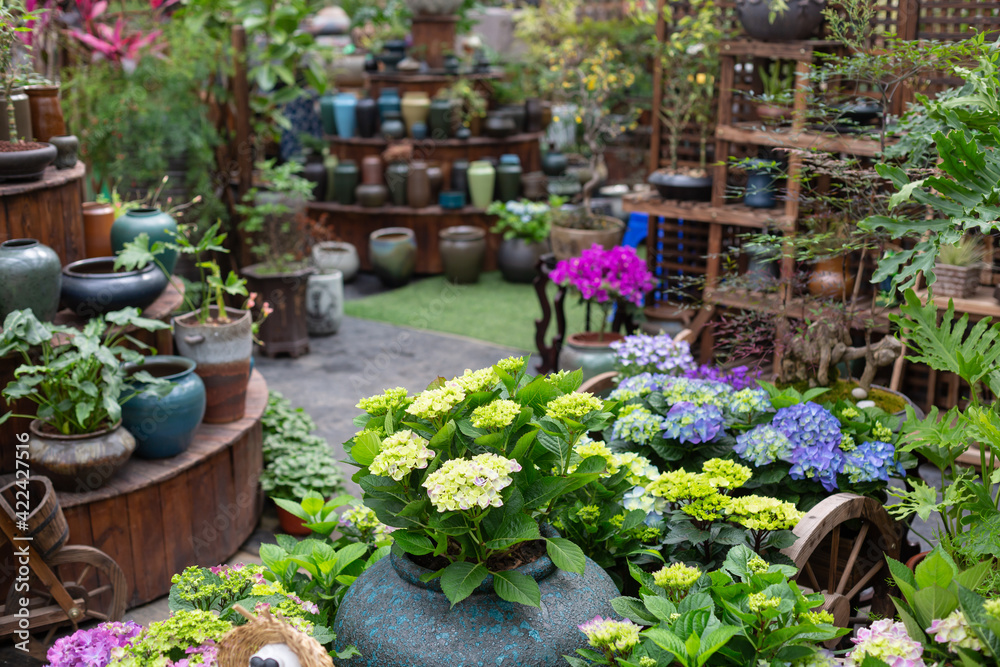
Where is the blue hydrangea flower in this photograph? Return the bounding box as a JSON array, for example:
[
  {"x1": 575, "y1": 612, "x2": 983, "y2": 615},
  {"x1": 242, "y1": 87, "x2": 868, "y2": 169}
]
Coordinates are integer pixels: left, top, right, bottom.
[
  {"x1": 610, "y1": 372, "x2": 674, "y2": 400},
  {"x1": 734, "y1": 424, "x2": 794, "y2": 467},
  {"x1": 788, "y1": 447, "x2": 841, "y2": 492},
  {"x1": 662, "y1": 401, "x2": 724, "y2": 444},
  {"x1": 772, "y1": 402, "x2": 843, "y2": 451},
  {"x1": 611, "y1": 405, "x2": 666, "y2": 445},
  {"x1": 841, "y1": 440, "x2": 901, "y2": 484},
  {"x1": 623, "y1": 485, "x2": 664, "y2": 524}
]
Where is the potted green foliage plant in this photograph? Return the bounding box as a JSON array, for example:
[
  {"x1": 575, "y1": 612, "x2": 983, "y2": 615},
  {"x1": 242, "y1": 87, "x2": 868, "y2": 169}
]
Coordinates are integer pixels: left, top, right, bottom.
[
  {"x1": 0, "y1": 2, "x2": 56, "y2": 181},
  {"x1": 237, "y1": 160, "x2": 316, "y2": 359},
  {"x1": 933, "y1": 236, "x2": 984, "y2": 300},
  {"x1": 261, "y1": 449, "x2": 347, "y2": 535},
  {"x1": 646, "y1": 0, "x2": 721, "y2": 202},
  {"x1": 0, "y1": 308, "x2": 171, "y2": 491},
  {"x1": 333, "y1": 359, "x2": 622, "y2": 664},
  {"x1": 487, "y1": 197, "x2": 555, "y2": 283},
  {"x1": 115, "y1": 223, "x2": 262, "y2": 425}
]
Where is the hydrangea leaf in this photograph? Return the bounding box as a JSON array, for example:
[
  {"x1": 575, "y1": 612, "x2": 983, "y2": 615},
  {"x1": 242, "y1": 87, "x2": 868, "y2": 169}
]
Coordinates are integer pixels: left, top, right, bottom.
[
  {"x1": 493, "y1": 570, "x2": 541, "y2": 608},
  {"x1": 545, "y1": 537, "x2": 585, "y2": 574},
  {"x1": 440, "y1": 561, "x2": 488, "y2": 607}
]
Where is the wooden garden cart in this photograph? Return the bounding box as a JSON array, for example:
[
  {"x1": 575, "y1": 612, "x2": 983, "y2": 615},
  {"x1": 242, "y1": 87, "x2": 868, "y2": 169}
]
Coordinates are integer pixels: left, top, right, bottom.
[{"x1": 0, "y1": 476, "x2": 127, "y2": 660}]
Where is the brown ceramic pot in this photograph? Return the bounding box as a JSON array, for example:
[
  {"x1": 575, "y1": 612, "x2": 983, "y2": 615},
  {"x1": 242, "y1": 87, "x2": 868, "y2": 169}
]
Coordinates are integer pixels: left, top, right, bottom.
[
  {"x1": 407, "y1": 161, "x2": 432, "y2": 209},
  {"x1": 27, "y1": 419, "x2": 135, "y2": 492},
  {"x1": 25, "y1": 85, "x2": 66, "y2": 142},
  {"x1": 82, "y1": 202, "x2": 116, "y2": 258},
  {"x1": 242, "y1": 262, "x2": 315, "y2": 358},
  {"x1": 361, "y1": 155, "x2": 384, "y2": 185},
  {"x1": 808, "y1": 256, "x2": 855, "y2": 299}
]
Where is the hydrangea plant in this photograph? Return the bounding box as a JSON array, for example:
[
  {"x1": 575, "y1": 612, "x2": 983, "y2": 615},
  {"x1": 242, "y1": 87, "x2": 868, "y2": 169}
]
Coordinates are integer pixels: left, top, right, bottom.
[
  {"x1": 347, "y1": 358, "x2": 619, "y2": 607},
  {"x1": 567, "y1": 545, "x2": 846, "y2": 666},
  {"x1": 47, "y1": 621, "x2": 142, "y2": 667}
]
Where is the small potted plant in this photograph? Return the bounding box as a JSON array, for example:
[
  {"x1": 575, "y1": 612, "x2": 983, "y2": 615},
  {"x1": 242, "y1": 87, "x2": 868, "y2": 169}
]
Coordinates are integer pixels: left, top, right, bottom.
[
  {"x1": 0, "y1": 3, "x2": 56, "y2": 181},
  {"x1": 647, "y1": 0, "x2": 721, "y2": 202},
  {"x1": 261, "y1": 448, "x2": 347, "y2": 535},
  {"x1": 116, "y1": 223, "x2": 265, "y2": 424},
  {"x1": 0, "y1": 308, "x2": 171, "y2": 491},
  {"x1": 237, "y1": 159, "x2": 316, "y2": 358},
  {"x1": 550, "y1": 244, "x2": 656, "y2": 381},
  {"x1": 754, "y1": 60, "x2": 796, "y2": 125},
  {"x1": 487, "y1": 197, "x2": 556, "y2": 283},
  {"x1": 447, "y1": 78, "x2": 487, "y2": 137},
  {"x1": 932, "y1": 236, "x2": 983, "y2": 300}
]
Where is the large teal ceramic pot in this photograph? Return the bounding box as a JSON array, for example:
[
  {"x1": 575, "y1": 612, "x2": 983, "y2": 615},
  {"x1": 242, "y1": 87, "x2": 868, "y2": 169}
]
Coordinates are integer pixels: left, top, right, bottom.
[
  {"x1": 0, "y1": 238, "x2": 61, "y2": 322},
  {"x1": 110, "y1": 207, "x2": 179, "y2": 275},
  {"x1": 333, "y1": 525, "x2": 618, "y2": 666},
  {"x1": 121, "y1": 356, "x2": 206, "y2": 459},
  {"x1": 319, "y1": 93, "x2": 337, "y2": 135},
  {"x1": 333, "y1": 92, "x2": 358, "y2": 138},
  {"x1": 558, "y1": 332, "x2": 625, "y2": 382},
  {"x1": 369, "y1": 227, "x2": 417, "y2": 287},
  {"x1": 377, "y1": 88, "x2": 401, "y2": 121}
]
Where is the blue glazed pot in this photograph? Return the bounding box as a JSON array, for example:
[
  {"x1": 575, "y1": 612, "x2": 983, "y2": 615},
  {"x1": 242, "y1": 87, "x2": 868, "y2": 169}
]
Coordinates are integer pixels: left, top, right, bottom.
[
  {"x1": 377, "y1": 88, "x2": 401, "y2": 121},
  {"x1": 60, "y1": 257, "x2": 169, "y2": 316},
  {"x1": 333, "y1": 93, "x2": 358, "y2": 138},
  {"x1": 333, "y1": 526, "x2": 618, "y2": 666},
  {"x1": 744, "y1": 158, "x2": 778, "y2": 208},
  {"x1": 121, "y1": 355, "x2": 206, "y2": 459},
  {"x1": 110, "y1": 207, "x2": 179, "y2": 275}
]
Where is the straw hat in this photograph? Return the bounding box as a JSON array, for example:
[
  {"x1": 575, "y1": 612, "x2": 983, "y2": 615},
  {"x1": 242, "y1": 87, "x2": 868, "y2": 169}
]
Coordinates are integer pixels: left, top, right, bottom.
[{"x1": 217, "y1": 605, "x2": 333, "y2": 667}]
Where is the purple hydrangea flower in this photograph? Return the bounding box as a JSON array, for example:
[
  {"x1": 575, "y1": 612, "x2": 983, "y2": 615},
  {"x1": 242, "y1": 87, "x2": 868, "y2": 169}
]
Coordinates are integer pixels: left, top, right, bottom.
[
  {"x1": 47, "y1": 621, "x2": 142, "y2": 667},
  {"x1": 684, "y1": 364, "x2": 762, "y2": 390},
  {"x1": 773, "y1": 403, "x2": 844, "y2": 491},
  {"x1": 662, "y1": 401, "x2": 725, "y2": 444},
  {"x1": 611, "y1": 333, "x2": 697, "y2": 376}
]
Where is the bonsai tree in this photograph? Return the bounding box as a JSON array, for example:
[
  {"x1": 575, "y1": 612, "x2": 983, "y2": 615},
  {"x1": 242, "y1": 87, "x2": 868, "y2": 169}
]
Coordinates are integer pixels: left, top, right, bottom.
[
  {"x1": 0, "y1": 308, "x2": 171, "y2": 435},
  {"x1": 236, "y1": 159, "x2": 315, "y2": 274},
  {"x1": 650, "y1": 0, "x2": 721, "y2": 178}
]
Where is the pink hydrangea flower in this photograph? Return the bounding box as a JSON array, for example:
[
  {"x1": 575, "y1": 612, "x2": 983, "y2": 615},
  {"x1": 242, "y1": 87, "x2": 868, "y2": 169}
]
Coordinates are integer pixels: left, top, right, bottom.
[{"x1": 847, "y1": 619, "x2": 926, "y2": 667}]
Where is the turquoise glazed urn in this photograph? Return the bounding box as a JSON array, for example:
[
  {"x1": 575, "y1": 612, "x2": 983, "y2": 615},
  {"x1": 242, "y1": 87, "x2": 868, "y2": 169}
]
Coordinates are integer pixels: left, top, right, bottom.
[
  {"x1": 110, "y1": 206, "x2": 179, "y2": 275},
  {"x1": 333, "y1": 536, "x2": 618, "y2": 666},
  {"x1": 120, "y1": 355, "x2": 206, "y2": 459}
]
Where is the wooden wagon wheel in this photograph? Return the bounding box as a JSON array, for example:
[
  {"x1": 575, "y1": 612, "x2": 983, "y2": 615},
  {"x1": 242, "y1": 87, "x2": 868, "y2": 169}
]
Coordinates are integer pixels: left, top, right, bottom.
[
  {"x1": 781, "y1": 493, "x2": 900, "y2": 636},
  {"x1": 2, "y1": 544, "x2": 127, "y2": 657}
]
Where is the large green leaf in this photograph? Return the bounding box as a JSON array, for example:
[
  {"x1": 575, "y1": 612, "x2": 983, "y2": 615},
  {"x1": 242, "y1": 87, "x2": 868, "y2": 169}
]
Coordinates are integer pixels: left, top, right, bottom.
[
  {"x1": 492, "y1": 570, "x2": 541, "y2": 607},
  {"x1": 484, "y1": 514, "x2": 540, "y2": 550},
  {"x1": 545, "y1": 537, "x2": 585, "y2": 575},
  {"x1": 440, "y1": 561, "x2": 489, "y2": 607},
  {"x1": 391, "y1": 530, "x2": 435, "y2": 556},
  {"x1": 612, "y1": 596, "x2": 660, "y2": 625},
  {"x1": 351, "y1": 431, "x2": 382, "y2": 467}
]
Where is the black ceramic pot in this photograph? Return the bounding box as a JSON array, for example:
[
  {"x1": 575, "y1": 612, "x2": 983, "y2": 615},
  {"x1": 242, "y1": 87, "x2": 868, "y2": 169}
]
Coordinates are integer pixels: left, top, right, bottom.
[
  {"x1": 498, "y1": 237, "x2": 549, "y2": 283},
  {"x1": 0, "y1": 142, "x2": 56, "y2": 182},
  {"x1": 60, "y1": 257, "x2": 170, "y2": 317},
  {"x1": 356, "y1": 97, "x2": 378, "y2": 138},
  {"x1": 648, "y1": 169, "x2": 713, "y2": 202},
  {"x1": 736, "y1": 0, "x2": 826, "y2": 41}
]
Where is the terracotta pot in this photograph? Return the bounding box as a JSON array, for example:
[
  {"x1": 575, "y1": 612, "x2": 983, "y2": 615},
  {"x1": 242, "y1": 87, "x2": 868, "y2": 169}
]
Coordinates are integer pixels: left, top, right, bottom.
[
  {"x1": 276, "y1": 504, "x2": 313, "y2": 536},
  {"x1": 906, "y1": 551, "x2": 930, "y2": 571},
  {"x1": 28, "y1": 419, "x2": 135, "y2": 492},
  {"x1": 756, "y1": 102, "x2": 795, "y2": 125},
  {"x1": 439, "y1": 226, "x2": 486, "y2": 284},
  {"x1": 407, "y1": 161, "x2": 432, "y2": 209},
  {"x1": 549, "y1": 216, "x2": 625, "y2": 261},
  {"x1": 173, "y1": 306, "x2": 253, "y2": 424},
  {"x1": 426, "y1": 162, "x2": 444, "y2": 201},
  {"x1": 24, "y1": 85, "x2": 66, "y2": 142},
  {"x1": 242, "y1": 262, "x2": 316, "y2": 358},
  {"x1": 361, "y1": 155, "x2": 384, "y2": 185},
  {"x1": 808, "y1": 256, "x2": 855, "y2": 299},
  {"x1": 559, "y1": 332, "x2": 626, "y2": 382},
  {"x1": 521, "y1": 171, "x2": 548, "y2": 200}
]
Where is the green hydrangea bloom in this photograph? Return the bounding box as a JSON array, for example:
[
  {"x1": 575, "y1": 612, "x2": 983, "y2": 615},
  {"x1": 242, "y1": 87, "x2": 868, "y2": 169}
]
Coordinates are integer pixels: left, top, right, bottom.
[
  {"x1": 647, "y1": 469, "x2": 718, "y2": 502},
  {"x1": 747, "y1": 592, "x2": 782, "y2": 613},
  {"x1": 339, "y1": 503, "x2": 394, "y2": 543},
  {"x1": 840, "y1": 433, "x2": 857, "y2": 452},
  {"x1": 747, "y1": 556, "x2": 769, "y2": 574},
  {"x1": 639, "y1": 658, "x2": 658, "y2": 667},
  {"x1": 578, "y1": 616, "x2": 641, "y2": 654},
  {"x1": 802, "y1": 610, "x2": 835, "y2": 625},
  {"x1": 357, "y1": 387, "x2": 410, "y2": 416},
  {"x1": 727, "y1": 495, "x2": 803, "y2": 531},
  {"x1": 406, "y1": 382, "x2": 466, "y2": 421},
  {"x1": 872, "y1": 422, "x2": 893, "y2": 441},
  {"x1": 369, "y1": 430, "x2": 434, "y2": 481},
  {"x1": 985, "y1": 598, "x2": 1000, "y2": 620},
  {"x1": 109, "y1": 609, "x2": 231, "y2": 666},
  {"x1": 701, "y1": 458, "x2": 752, "y2": 489},
  {"x1": 682, "y1": 492, "x2": 732, "y2": 521},
  {"x1": 576, "y1": 505, "x2": 601, "y2": 522},
  {"x1": 423, "y1": 453, "x2": 521, "y2": 512},
  {"x1": 569, "y1": 438, "x2": 618, "y2": 475},
  {"x1": 545, "y1": 392, "x2": 605, "y2": 422},
  {"x1": 454, "y1": 367, "x2": 499, "y2": 394},
  {"x1": 471, "y1": 399, "x2": 520, "y2": 429},
  {"x1": 840, "y1": 406, "x2": 860, "y2": 420},
  {"x1": 653, "y1": 562, "x2": 702, "y2": 591},
  {"x1": 496, "y1": 355, "x2": 526, "y2": 375},
  {"x1": 612, "y1": 451, "x2": 660, "y2": 486}
]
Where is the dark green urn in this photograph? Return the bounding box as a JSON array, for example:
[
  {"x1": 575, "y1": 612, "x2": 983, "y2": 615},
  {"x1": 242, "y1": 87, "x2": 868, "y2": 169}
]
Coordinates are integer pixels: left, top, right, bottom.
[{"x1": 0, "y1": 238, "x2": 61, "y2": 322}]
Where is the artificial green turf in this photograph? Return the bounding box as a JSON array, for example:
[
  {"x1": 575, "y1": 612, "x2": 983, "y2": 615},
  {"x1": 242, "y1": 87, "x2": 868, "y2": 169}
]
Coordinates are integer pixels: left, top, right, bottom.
[{"x1": 343, "y1": 272, "x2": 596, "y2": 351}]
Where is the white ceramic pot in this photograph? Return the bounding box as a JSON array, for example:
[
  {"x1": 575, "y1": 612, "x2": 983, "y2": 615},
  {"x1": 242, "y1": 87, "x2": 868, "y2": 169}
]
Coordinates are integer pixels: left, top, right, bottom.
[
  {"x1": 312, "y1": 241, "x2": 360, "y2": 282},
  {"x1": 306, "y1": 271, "x2": 344, "y2": 336}
]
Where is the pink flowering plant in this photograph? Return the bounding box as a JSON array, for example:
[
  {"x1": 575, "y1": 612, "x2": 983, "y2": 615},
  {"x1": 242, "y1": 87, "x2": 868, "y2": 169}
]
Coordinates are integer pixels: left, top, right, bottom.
[
  {"x1": 550, "y1": 245, "x2": 657, "y2": 341},
  {"x1": 347, "y1": 358, "x2": 621, "y2": 607},
  {"x1": 884, "y1": 547, "x2": 1000, "y2": 667},
  {"x1": 47, "y1": 621, "x2": 142, "y2": 667}
]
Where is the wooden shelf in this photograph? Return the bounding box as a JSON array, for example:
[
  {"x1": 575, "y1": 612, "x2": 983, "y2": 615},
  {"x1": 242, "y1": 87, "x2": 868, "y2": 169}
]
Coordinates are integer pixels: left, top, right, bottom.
[
  {"x1": 309, "y1": 201, "x2": 485, "y2": 216},
  {"x1": 328, "y1": 131, "x2": 544, "y2": 149},
  {"x1": 720, "y1": 39, "x2": 840, "y2": 61},
  {"x1": 914, "y1": 285, "x2": 1000, "y2": 319},
  {"x1": 623, "y1": 193, "x2": 792, "y2": 229},
  {"x1": 716, "y1": 123, "x2": 885, "y2": 157},
  {"x1": 706, "y1": 287, "x2": 889, "y2": 328}
]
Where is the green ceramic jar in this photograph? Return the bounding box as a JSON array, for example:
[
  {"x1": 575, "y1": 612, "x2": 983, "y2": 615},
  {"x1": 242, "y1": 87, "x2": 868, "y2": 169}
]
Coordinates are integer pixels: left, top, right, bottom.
[
  {"x1": 110, "y1": 207, "x2": 179, "y2": 275},
  {"x1": 334, "y1": 161, "x2": 359, "y2": 205},
  {"x1": 0, "y1": 238, "x2": 61, "y2": 322},
  {"x1": 467, "y1": 160, "x2": 496, "y2": 209}
]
